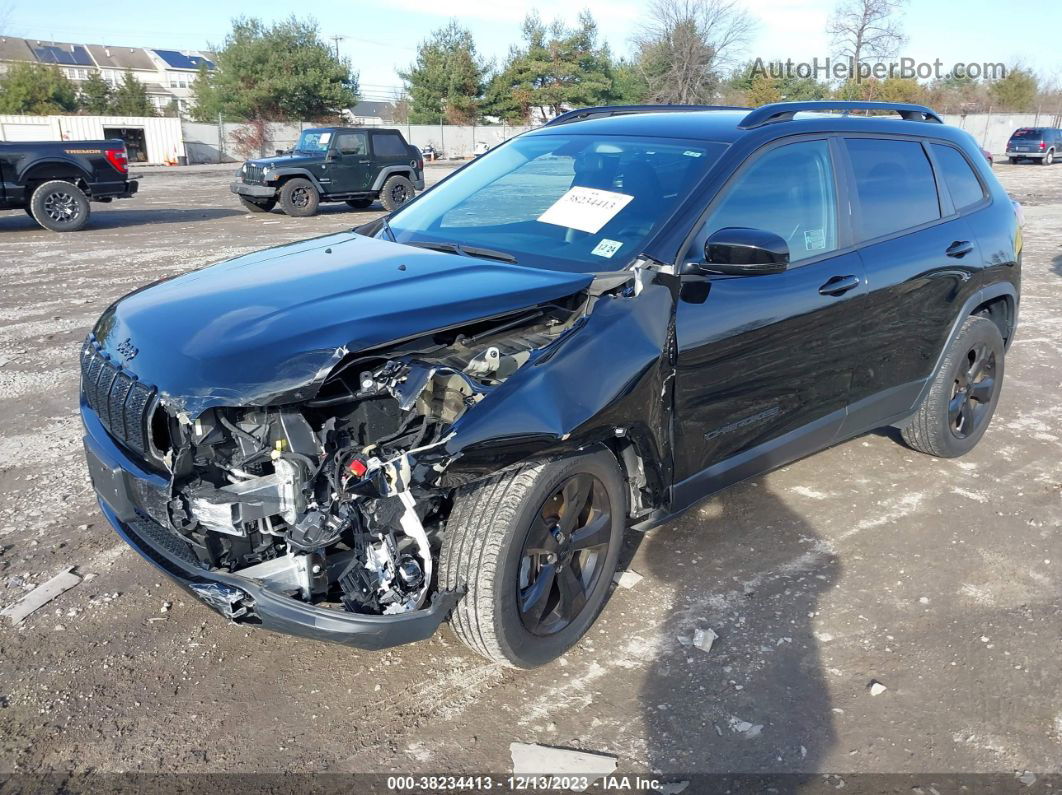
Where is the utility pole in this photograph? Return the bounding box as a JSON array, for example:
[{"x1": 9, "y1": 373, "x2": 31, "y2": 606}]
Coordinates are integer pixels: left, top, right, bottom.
[{"x1": 329, "y1": 35, "x2": 346, "y2": 59}]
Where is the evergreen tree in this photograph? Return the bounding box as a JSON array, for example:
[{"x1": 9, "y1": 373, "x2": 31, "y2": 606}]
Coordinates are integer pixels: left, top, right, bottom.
[
  {"x1": 400, "y1": 20, "x2": 487, "y2": 124},
  {"x1": 0, "y1": 63, "x2": 79, "y2": 114},
  {"x1": 988, "y1": 67, "x2": 1038, "y2": 111},
  {"x1": 79, "y1": 71, "x2": 113, "y2": 114},
  {"x1": 486, "y1": 11, "x2": 614, "y2": 123},
  {"x1": 111, "y1": 70, "x2": 156, "y2": 116},
  {"x1": 190, "y1": 16, "x2": 358, "y2": 122}
]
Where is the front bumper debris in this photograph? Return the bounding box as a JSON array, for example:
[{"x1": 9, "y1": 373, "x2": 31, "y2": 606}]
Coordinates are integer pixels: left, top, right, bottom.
[{"x1": 82, "y1": 402, "x2": 460, "y2": 650}]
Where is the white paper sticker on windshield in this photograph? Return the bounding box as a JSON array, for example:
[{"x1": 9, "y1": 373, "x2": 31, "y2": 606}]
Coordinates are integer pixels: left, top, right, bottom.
[
  {"x1": 537, "y1": 187, "x2": 634, "y2": 234},
  {"x1": 592, "y1": 238, "x2": 622, "y2": 258},
  {"x1": 319, "y1": 132, "x2": 332, "y2": 144}
]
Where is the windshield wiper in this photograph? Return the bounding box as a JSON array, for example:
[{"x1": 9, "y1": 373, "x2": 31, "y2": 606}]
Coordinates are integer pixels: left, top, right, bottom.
[
  {"x1": 460, "y1": 245, "x2": 518, "y2": 264},
  {"x1": 406, "y1": 240, "x2": 517, "y2": 264}
]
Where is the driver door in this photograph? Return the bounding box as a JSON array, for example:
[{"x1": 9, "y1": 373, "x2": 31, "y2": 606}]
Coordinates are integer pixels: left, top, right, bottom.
[
  {"x1": 672, "y1": 137, "x2": 867, "y2": 500},
  {"x1": 328, "y1": 131, "x2": 372, "y2": 194}
]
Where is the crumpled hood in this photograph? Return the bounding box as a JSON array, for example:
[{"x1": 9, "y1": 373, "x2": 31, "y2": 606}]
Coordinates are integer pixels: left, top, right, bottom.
[{"x1": 92, "y1": 233, "x2": 592, "y2": 414}]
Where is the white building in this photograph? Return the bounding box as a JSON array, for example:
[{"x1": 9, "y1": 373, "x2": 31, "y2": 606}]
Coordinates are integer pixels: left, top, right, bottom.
[{"x1": 0, "y1": 36, "x2": 215, "y2": 116}]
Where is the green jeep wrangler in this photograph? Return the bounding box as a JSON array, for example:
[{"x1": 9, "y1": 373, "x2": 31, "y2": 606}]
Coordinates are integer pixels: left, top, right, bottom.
[{"x1": 230, "y1": 127, "x2": 425, "y2": 217}]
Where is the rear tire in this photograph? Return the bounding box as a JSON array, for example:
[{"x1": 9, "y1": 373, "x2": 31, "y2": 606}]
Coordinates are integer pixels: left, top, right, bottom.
[
  {"x1": 440, "y1": 449, "x2": 625, "y2": 668},
  {"x1": 901, "y1": 316, "x2": 1005, "y2": 458},
  {"x1": 346, "y1": 198, "x2": 374, "y2": 209},
  {"x1": 1043, "y1": 150, "x2": 1054, "y2": 165},
  {"x1": 379, "y1": 175, "x2": 415, "y2": 212},
  {"x1": 239, "y1": 196, "x2": 276, "y2": 213},
  {"x1": 1008, "y1": 157, "x2": 1018, "y2": 165},
  {"x1": 278, "y1": 177, "x2": 319, "y2": 217},
  {"x1": 29, "y1": 180, "x2": 90, "y2": 232}
]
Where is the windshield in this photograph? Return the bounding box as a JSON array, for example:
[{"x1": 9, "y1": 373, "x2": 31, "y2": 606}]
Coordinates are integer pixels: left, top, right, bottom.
[
  {"x1": 385, "y1": 133, "x2": 727, "y2": 272},
  {"x1": 295, "y1": 130, "x2": 333, "y2": 153}
]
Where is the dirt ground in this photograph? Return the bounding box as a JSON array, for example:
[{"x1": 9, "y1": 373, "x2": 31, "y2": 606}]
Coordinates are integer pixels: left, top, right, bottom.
[{"x1": 0, "y1": 160, "x2": 1059, "y2": 787}]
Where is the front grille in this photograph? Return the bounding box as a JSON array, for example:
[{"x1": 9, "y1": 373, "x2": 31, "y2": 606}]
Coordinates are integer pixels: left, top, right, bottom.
[
  {"x1": 126, "y1": 514, "x2": 202, "y2": 568},
  {"x1": 80, "y1": 338, "x2": 156, "y2": 460},
  {"x1": 243, "y1": 164, "x2": 264, "y2": 183}
]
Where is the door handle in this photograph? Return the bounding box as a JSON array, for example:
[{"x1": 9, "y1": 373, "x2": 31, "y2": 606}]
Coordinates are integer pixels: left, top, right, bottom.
[
  {"x1": 818, "y1": 274, "x2": 861, "y2": 296},
  {"x1": 946, "y1": 240, "x2": 974, "y2": 258},
  {"x1": 357, "y1": 159, "x2": 371, "y2": 164}
]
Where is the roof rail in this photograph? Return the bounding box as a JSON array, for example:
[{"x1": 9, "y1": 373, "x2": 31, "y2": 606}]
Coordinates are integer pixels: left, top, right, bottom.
[
  {"x1": 738, "y1": 101, "x2": 944, "y2": 129},
  {"x1": 544, "y1": 104, "x2": 750, "y2": 127}
]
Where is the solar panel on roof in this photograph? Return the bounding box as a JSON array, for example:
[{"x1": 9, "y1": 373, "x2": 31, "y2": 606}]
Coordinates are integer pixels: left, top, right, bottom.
[
  {"x1": 153, "y1": 48, "x2": 210, "y2": 70},
  {"x1": 33, "y1": 45, "x2": 93, "y2": 66}
]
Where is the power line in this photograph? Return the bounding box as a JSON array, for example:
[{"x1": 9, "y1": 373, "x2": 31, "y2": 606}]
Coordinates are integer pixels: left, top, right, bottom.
[{"x1": 328, "y1": 34, "x2": 346, "y2": 59}]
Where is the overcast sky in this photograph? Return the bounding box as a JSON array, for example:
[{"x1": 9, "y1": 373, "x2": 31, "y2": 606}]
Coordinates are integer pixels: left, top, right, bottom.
[{"x1": 4, "y1": 0, "x2": 1060, "y2": 101}]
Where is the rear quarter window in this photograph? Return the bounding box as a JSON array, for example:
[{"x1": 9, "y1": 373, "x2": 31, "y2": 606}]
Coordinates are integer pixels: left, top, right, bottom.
[
  {"x1": 930, "y1": 144, "x2": 986, "y2": 211},
  {"x1": 372, "y1": 133, "x2": 408, "y2": 157},
  {"x1": 844, "y1": 138, "x2": 940, "y2": 241}
]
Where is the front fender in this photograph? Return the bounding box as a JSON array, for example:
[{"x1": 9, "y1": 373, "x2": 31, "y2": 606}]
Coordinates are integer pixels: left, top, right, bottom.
[
  {"x1": 432, "y1": 272, "x2": 679, "y2": 508},
  {"x1": 271, "y1": 168, "x2": 325, "y2": 191}
]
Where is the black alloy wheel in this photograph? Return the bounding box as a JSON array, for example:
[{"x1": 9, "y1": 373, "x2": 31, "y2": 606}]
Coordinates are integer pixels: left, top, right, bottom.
[
  {"x1": 901, "y1": 315, "x2": 1005, "y2": 458},
  {"x1": 517, "y1": 473, "x2": 612, "y2": 636},
  {"x1": 949, "y1": 342, "x2": 997, "y2": 439}
]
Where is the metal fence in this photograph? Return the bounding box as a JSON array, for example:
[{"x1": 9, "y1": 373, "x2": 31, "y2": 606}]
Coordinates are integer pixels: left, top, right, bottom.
[
  {"x1": 181, "y1": 120, "x2": 535, "y2": 164},
  {"x1": 942, "y1": 111, "x2": 1062, "y2": 155}
]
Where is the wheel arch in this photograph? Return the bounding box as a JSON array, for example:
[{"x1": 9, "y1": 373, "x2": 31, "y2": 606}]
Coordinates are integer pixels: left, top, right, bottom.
[
  {"x1": 913, "y1": 281, "x2": 1018, "y2": 410},
  {"x1": 20, "y1": 160, "x2": 92, "y2": 193},
  {"x1": 271, "y1": 169, "x2": 323, "y2": 192},
  {"x1": 971, "y1": 292, "x2": 1016, "y2": 347},
  {"x1": 371, "y1": 166, "x2": 416, "y2": 191}
]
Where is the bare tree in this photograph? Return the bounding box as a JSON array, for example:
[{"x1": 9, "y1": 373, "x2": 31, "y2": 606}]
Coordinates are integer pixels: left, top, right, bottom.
[
  {"x1": 827, "y1": 0, "x2": 906, "y2": 80},
  {"x1": 633, "y1": 0, "x2": 756, "y2": 104},
  {"x1": 0, "y1": 2, "x2": 14, "y2": 36}
]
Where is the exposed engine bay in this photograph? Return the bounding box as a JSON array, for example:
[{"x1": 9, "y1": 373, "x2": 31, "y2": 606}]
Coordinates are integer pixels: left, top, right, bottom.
[{"x1": 158, "y1": 296, "x2": 589, "y2": 616}]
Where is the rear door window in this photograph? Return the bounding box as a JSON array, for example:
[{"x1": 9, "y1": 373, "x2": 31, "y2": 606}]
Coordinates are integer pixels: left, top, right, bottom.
[
  {"x1": 930, "y1": 144, "x2": 985, "y2": 211},
  {"x1": 844, "y1": 138, "x2": 940, "y2": 241}
]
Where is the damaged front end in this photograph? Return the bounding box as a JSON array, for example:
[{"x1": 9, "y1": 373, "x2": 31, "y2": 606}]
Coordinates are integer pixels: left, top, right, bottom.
[
  {"x1": 81, "y1": 227, "x2": 680, "y2": 649},
  {"x1": 83, "y1": 292, "x2": 600, "y2": 640}
]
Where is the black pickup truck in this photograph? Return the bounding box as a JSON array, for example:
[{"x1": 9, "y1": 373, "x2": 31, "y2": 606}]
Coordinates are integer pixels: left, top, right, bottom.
[{"x1": 0, "y1": 139, "x2": 139, "y2": 231}]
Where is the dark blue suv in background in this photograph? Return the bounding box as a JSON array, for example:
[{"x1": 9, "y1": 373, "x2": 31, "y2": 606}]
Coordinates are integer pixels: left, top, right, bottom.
[{"x1": 82, "y1": 101, "x2": 1021, "y2": 668}]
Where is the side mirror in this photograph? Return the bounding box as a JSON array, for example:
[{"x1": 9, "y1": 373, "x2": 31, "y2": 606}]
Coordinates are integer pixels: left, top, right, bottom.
[
  {"x1": 325, "y1": 151, "x2": 339, "y2": 162},
  {"x1": 685, "y1": 227, "x2": 789, "y2": 276}
]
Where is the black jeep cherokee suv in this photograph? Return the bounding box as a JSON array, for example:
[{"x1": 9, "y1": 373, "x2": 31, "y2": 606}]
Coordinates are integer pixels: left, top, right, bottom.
[
  {"x1": 230, "y1": 126, "x2": 425, "y2": 216},
  {"x1": 84, "y1": 101, "x2": 1020, "y2": 668}
]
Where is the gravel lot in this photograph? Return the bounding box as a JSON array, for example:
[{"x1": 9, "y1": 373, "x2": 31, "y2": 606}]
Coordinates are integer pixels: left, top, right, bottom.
[{"x1": 0, "y1": 161, "x2": 1059, "y2": 784}]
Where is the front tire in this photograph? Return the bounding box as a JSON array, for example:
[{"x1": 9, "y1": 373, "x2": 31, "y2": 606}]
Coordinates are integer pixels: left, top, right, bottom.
[
  {"x1": 901, "y1": 316, "x2": 1005, "y2": 458},
  {"x1": 278, "y1": 177, "x2": 319, "y2": 217},
  {"x1": 30, "y1": 180, "x2": 90, "y2": 232},
  {"x1": 379, "y1": 175, "x2": 415, "y2": 212},
  {"x1": 441, "y1": 449, "x2": 625, "y2": 668},
  {"x1": 239, "y1": 196, "x2": 276, "y2": 213}
]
